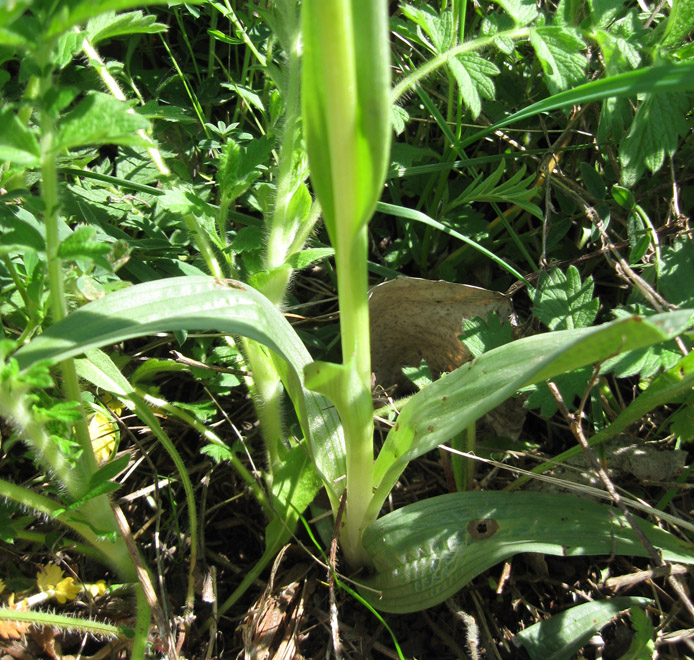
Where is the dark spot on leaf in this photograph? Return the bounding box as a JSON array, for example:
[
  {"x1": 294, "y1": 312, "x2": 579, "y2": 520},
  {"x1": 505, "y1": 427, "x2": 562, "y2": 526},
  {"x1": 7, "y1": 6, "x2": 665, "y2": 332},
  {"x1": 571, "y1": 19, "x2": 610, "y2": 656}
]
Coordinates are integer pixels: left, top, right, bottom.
[
  {"x1": 467, "y1": 518, "x2": 499, "y2": 539},
  {"x1": 428, "y1": 425, "x2": 434, "y2": 432},
  {"x1": 395, "y1": 423, "x2": 399, "y2": 431},
  {"x1": 442, "y1": 396, "x2": 447, "y2": 401}
]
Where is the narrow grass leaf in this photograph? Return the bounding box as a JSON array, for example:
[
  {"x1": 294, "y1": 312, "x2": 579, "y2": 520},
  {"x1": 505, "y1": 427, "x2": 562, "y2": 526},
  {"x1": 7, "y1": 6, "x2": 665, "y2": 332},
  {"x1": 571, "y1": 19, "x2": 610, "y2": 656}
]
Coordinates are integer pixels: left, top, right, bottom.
[
  {"x1": 513, "y1": 597, "x2": 652, "y2": 660},
  {"x1": 360, "y1": 491, "x2": 692, "y2": 612},
  {"x1": 459, "y1": 62, "x2": 694, "y2": 149}
]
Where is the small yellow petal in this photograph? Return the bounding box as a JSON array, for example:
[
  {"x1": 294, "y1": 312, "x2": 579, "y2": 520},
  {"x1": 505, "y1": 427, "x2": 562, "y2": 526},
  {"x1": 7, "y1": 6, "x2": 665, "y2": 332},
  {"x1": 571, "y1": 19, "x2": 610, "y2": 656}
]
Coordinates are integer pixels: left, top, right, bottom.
[
  {"x1": 87, "y1": 580, "x2": 107, "y2": 597},
  {"x1": 37, "y1": 564, "x2": 64, "y2": 592},
  {"x1": 54, "y1": 577, "x2": 81, "y2": 604},
  {"x1": 88, "y1": 409, "x2": 118, "y2": 464},
  {"x1": 0, "y1": 578, "x2": 5, "y2": 595}
]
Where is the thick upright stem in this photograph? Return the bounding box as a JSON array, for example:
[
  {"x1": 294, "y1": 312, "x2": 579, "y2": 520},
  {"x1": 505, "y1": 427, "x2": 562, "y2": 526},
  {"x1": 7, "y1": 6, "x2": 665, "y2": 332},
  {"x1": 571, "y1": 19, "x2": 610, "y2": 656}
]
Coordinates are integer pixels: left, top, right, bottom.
[{"x1": 335, "y1": 225, "x2": 374, "y2": 567}]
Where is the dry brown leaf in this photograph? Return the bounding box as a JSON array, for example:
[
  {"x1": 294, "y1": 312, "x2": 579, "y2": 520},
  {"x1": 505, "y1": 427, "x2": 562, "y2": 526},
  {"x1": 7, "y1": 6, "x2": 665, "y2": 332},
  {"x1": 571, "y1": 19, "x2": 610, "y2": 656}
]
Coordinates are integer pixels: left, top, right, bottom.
[
  {"x1": 369, "y1": 276, "x2": 514, "y2": 391},
  {"x1": 0, "y1": 600, "x2": 32, "y2": 641}
]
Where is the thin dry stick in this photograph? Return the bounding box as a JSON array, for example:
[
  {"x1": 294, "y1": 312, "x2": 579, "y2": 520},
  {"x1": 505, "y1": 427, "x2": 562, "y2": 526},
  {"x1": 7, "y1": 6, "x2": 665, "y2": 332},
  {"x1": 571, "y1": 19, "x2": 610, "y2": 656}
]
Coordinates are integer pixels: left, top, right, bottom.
[
  {"x1": 328, "y1": 491, "x2": 347, "y2": 660},
  {"x1": 547, "y1": 375, "x2": 694, "y2": 622}
]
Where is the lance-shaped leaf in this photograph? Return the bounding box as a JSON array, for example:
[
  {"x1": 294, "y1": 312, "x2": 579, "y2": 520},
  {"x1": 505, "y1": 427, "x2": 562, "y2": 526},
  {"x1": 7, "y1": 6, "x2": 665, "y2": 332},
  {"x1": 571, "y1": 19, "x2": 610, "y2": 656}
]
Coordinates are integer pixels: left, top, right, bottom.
[
  {"x1": 15, "y1": 276, "x2": 345, "y2": 502},
  {"x1": 367, "y1": 309, "x2": 694, "y2": 520},
  {"x1": 359, "y1": 492, "x2": 694, "y2": 612}
]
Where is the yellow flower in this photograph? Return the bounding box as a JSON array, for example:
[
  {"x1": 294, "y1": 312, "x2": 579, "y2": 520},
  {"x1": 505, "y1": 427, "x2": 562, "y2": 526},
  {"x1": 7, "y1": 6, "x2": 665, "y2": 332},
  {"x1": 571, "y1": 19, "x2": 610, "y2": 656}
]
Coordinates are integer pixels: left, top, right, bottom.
[
  {"x1": 36, "y1": 564, "x2": 81, "y2": 604},
  {"x1": 37, "y1": 564, "x2": 64, "y2": 593},
  {"x1": 87, "y1": 580, "x2": 107, "y2": 598},
  {"x1": 88, "y1": 405, "x2": 121, "y2": 464},
  {"x1": 0, "y1": 578, "x2": 5, "y2": 595},
  {"x1": 54, "y1": 577, "x2": 81, "y2": 604}
]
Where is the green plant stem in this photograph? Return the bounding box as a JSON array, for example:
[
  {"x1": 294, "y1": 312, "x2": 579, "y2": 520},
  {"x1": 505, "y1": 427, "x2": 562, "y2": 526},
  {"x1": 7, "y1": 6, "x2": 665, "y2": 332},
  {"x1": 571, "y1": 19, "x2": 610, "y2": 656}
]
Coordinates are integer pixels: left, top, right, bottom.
[
  {"x1": 0, "y1": 479, "x2": 132, "y2": 578},
  {"x1": 37, "y1": 46, "x2": 97, "y2": 479},
  {"x1": 335, "y1": 226, "x2": 374, "y2": 568},
  {"x1": 391, "y1": 28, "x2": 531, "y2": 103},
  {"x1": 0, "y1": 607, "x2": 133, "y2": 640}
]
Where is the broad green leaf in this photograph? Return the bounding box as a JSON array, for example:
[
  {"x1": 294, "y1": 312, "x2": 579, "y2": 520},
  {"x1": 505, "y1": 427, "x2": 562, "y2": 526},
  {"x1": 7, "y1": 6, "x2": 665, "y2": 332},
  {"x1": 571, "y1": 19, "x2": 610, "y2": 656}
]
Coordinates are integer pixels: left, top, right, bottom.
[
  {"x1": 496, "y1": 0, "x2": 538, "y2": 26},
  {"x1": 57, "y1": 92, "x2": 151, "y2": 151},
  {"x1": 447, "y1": 53, "x2": 499, "y2": 119},
  {"x1": 532, "y1": 265, "x2": 599, "y2": 330},
  {"x1": 621, "y1": 606, "x2": 656, "y2": 660},
  {"x1": 0, "y1": 0, "x2": 31, "y2": 30},
  {"x1": 368, "y1": 309, "x2": 694, "y2": 518},
  {"x1": 15, "y1": 276, "x2": 345, "y2": 503},
  {"x1": 592, "y1": 28, "x2": 641, "y2": 73},
  {"x1": 619, "y1": 92, "x2": 689, "y2": 185},
  {"x1": 0, "y1": 108, "x2": 40, "y2": 166},
  {"x1": 529, "y1": 26, "x2": 586, "y2": 94},
  {"x1": 360, "y1": 491, "x2": 693, "y2": 612},
  {"x1": 659, "y1": 239, "x2": 694, "y2": 308},
  {"x1": 0, "y1": 216, "x2": 45, "y2": 252},
  {"x1": 514, "y1": 597, "x2": 652, "y2": 660},
  {"x1": 86, "y1": 10, "x2": 167, "y2": 44}
]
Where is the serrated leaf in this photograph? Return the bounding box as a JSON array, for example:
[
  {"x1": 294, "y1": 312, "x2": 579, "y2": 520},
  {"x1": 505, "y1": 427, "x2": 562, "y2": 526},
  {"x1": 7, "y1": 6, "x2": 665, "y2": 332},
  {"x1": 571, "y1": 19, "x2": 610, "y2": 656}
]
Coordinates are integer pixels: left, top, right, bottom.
[
  {"x1": 532, "y1": 265, "x2": 599, "y2": 330},
  {"x1": 496, "y1": 0, "x2": 538, "y2": 26},
  {"x1": 460, "y1": 312, "x2": 514, "y2": 358},
  {"x1": 86, "y1": 10, "x2": 167, "y2": 44},
  {"x1": 530, "y1": 26, "x2": 586, "y2": 94},
  {"x1": 515, "y1": 598, "x2": 652, "y2": 660},
  {"x1": 601, "y1": 341, "x2": 682, "y2": 378},
  {"x1": 447, "y1": 53, "x2": 499, "y2": 119},
  {"x1": 0, "y1": 107, "x2": 40, "y2": 166},
  {"x1": 620, "y1": 606, "x2": 656, "y2": 660},
  {"x1": 619, "y1": 92, "x2": 689, "y2": 186},
  {"x1": 593, "y1": 28, "x2": 641, "y2": 73},
  {"x1": 57, "y1": 92, "x2": 151, "y2": 150},
  {"x1": 400, "y1": 5, "x2": 453, "y2": 52},
  {"x1": 200, "y1": 443, "x2": 237, "y2": 463}
]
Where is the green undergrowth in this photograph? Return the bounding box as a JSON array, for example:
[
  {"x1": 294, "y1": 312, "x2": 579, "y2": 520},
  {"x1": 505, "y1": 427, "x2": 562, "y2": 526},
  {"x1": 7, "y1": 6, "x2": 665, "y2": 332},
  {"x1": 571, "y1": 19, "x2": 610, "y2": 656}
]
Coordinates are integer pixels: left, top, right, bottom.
[{"x1": 0, "y1": 0, "x2": 693, "y2": 658}]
